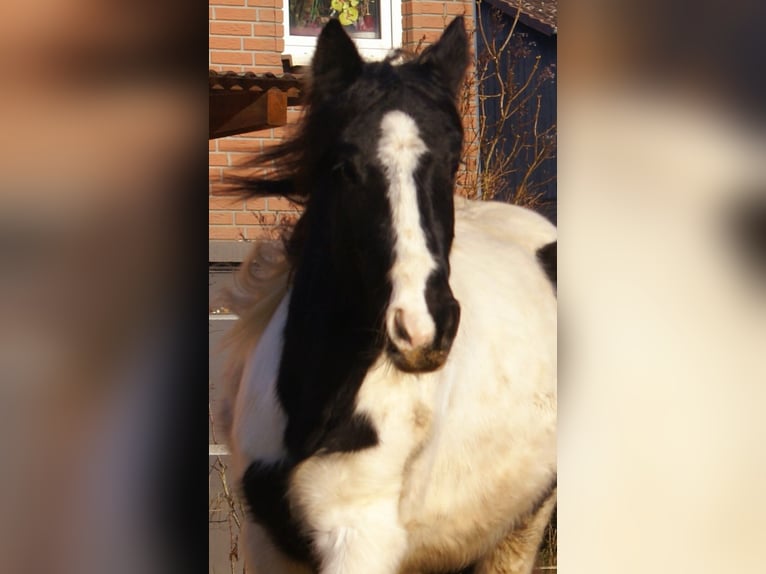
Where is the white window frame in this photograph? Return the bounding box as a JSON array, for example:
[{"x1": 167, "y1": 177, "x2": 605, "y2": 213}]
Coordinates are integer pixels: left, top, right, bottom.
[{"x1": 282, "y1": 0, "x2": 402, "y2": 65}]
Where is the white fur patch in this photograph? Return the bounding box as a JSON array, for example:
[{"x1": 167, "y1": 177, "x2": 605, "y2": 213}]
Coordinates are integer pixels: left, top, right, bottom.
[
  {"x1": 230, "y1": 294, "x2": 290, "y2": 472},
  {"x1": 228, "y1": 200, "x2": 558, "y2": 574},
  {"x1": 377, "y1": 111, "x2": 437, "y2": 350}
]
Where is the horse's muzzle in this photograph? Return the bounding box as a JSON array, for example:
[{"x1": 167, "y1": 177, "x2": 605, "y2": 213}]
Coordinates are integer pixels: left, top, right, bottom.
[{"x1": 386, "y1": 296, "x2": 460, "y2": 373}]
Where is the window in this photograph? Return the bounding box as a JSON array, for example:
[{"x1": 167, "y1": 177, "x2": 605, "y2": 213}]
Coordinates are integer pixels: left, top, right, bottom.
[{"x1": 283, "y1": 0, "x2": 402, "y2": 65}]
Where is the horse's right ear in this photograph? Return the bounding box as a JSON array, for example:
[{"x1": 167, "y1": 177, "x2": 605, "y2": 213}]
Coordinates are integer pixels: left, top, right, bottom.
[{"x1": 310, "y1": 19, "x2": 363, "y2": 100}]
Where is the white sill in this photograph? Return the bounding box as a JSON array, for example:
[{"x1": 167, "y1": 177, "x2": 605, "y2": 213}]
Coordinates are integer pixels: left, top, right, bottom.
[{"x1": 285, "y1": 46, "x2": 396, "y2": 67}]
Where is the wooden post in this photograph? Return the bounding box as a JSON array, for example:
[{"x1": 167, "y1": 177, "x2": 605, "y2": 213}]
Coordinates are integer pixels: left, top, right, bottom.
[{"x1": 209, "y1": 87, "x2": 288, "y2": 139}]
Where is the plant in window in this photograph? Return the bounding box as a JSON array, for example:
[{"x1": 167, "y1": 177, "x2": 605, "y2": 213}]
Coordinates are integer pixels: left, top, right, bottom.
[
  {"x1": 330, "y1": 0, "x2": 359, "y2": 26},
  {"x1": 290, "y1": 0, "x2": 374, "y2": 30},
  {"x1": 289, "y1": 0, "x2": 327, "y2": 31},
  {"x1": 289, "y1": 0, "x2": 378, "y2": 37}
]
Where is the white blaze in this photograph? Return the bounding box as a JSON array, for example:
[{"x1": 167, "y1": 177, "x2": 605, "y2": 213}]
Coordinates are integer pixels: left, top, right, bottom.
[{"x1": 377, "y1": 110, "x2": 437, "y2": 350}]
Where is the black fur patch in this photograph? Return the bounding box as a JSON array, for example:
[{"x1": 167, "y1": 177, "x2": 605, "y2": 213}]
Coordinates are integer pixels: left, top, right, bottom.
[
  {"x1": 319, "y1": 412, "x2": 381, "y2": 454},
  {"x1": 276, "y1": 231, "x2": 389, "y2": 458},
  {"x1": 537, "y1": 241, "x2": 557, "y2": 292},
  {"x1": 241, "y1": 460, "x2": 316, "y2": 566}
]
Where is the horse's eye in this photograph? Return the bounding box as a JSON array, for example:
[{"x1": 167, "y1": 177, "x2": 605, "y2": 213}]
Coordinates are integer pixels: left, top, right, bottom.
[{"x1": 334, "y1": 159, "x2": 359, "y2": 183}]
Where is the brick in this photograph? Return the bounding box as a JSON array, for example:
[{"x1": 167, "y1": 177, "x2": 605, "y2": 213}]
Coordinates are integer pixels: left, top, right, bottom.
[
  {"x1": 445, "y1": 3, "x2": 469, "y2": 16},
  {"x1": 254, "y1": 52, "x2": 283, "y2": 68},
  {"x1": 215, "y1": 7, "x2": 258, "y2": 20},
  {"x1": 256, "y1": 8, "x2": 283, "y2": 23},
  {"x1": 209, "y1": 152, "x2": 229, "y2": 166},
  {"x1": 210, "y1": 196, "x2": 245, "y2": 210},
  {"x1": 410, "y1": 15, "x2": 449, "y2": 29},
  {"x1": 210, "y1": 22, "x2": 252, "y2": 36},
  {"x1": 217, "y1": 138, "x2": 261, "y2": 152},
  {"x1": 210, "y1": 212, "x2": 234, "y2": 225},
  {"x1": 235, "y1": 212, "x2": 278, "y2": 225},
  {"x1": 253, "y1": 23, "x2": 282, "y2": 37},
  {"x1": 266, "y1": 197, "x2": 295, "y2": 211},
  {"x1": 209, "y1": 167, "x2": 223, "y2": 181},
  {"x1": 245, "y1": 198, "x2": 267, "y2": 210},
  {"x1": 209, "y1": 226, "x2": 247, "y2": 240},
  {"x1": 209, "y1": 140, "x2": 217, "y2": 151},
  {"x1": 247, "y1": 0, "x2": 277, "y2": 6},
  {"x1": 240, "y1": 128, "x2": 273, "y2": 138},
  {"x1": 211, "y1": 51, "x2": 254, "y2": 65},
  {"x1": 286, "y1": 108, "x2": 303, "y2": 123},
  {"x1": 212, "y1": 0, "x2": 246, "y2": 5},
  {"x1": 243, "y1": 37, "x2": 277, "y2": 51},
  {"x1": 209, "y1": 36, "x2": 241, "y2": 50},
  {"x1": 410, "y1": 2, "x2": 445, "y2": 15}
]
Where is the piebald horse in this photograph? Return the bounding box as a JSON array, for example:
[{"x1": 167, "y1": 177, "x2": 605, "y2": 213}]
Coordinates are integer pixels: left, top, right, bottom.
[{"x1": 219, "y1": 17, "x2": 557, "y2": 574}]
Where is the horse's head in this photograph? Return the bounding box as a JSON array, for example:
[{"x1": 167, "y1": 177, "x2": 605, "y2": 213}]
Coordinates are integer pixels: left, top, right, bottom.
[{"x1": 302, "y1": 18, "x2": 468, "y2": 373}]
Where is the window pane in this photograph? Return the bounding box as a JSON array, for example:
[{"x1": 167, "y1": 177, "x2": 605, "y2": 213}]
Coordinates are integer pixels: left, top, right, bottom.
[{"x1": 288, "y1": 0, "x2": 382, "y2": 40}]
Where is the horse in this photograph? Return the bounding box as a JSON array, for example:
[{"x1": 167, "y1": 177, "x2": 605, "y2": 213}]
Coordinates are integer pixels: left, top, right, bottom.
[{"x1": 218, "y1": 17, "x2": 557, "y2": 574}]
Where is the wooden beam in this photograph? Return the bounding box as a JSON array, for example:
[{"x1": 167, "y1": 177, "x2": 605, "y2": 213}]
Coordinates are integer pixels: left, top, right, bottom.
[{"x1": 209, "y1": 87, "x2": 288, "y2": 139}]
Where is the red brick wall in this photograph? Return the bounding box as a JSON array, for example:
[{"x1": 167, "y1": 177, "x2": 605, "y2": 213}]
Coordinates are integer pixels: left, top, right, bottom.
[
  {"x1": 402, "y1": 0, "x2": 474, "y2": 48},
  {"x1": 209, "y1": 0, "x2": 478, "y2": 244},
  {"x1": 209, "y1": 0, "x2": 286, "y2": 71},
  {"x1": 209, "y1": 0, "x2": 299, "y2": 242}
]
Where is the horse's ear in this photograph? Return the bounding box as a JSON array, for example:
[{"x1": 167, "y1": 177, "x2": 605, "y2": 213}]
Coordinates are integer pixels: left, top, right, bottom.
[
  {"x1": 311, "y1": 19, "x2": 363, "y2": 100},
  {"x1": 415, "y1": 17, "x2": 469, "y2": 98}
]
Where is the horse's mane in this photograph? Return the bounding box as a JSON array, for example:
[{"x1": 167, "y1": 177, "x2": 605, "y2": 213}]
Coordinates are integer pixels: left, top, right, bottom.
[
  {"x1": 227, "y1": 68, "x2": 331, "y2": 266},
  {"x1": 215, "y1": 241, "x2": 290, "y2": 442}
]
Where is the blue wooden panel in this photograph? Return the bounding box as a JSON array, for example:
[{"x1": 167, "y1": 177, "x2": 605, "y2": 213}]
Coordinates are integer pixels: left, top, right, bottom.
[{"x1": 477, "y1": 3, "x2": 557, "y2": 222}]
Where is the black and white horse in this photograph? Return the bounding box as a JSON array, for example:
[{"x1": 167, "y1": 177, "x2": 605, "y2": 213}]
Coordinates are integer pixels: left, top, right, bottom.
[{"x1": 220, "y1": 17, "x2": 557, "y2": 574}]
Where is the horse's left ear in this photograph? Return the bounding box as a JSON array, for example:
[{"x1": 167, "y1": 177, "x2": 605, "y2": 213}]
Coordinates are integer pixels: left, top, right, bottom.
[
  {"x1": 310, "y1": 19, "x2": 363, "y2": 101},
  {"x1": 415, "y1": 17, "x2": 469, "y2": 98}
]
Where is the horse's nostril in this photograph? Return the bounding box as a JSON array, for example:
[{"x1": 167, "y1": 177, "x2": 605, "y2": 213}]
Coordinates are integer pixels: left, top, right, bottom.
[{"x1": 393, "y1": 308, "x2": 412, "y2": 344}]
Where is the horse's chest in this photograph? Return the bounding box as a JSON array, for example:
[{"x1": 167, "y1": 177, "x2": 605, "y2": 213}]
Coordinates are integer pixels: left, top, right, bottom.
[
  {"x1": 289, "y1": 361, "x2": 440, "y2": 520},
  {"x1": 237, "y1": 340, "x2": 438, "y2": 564}
]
